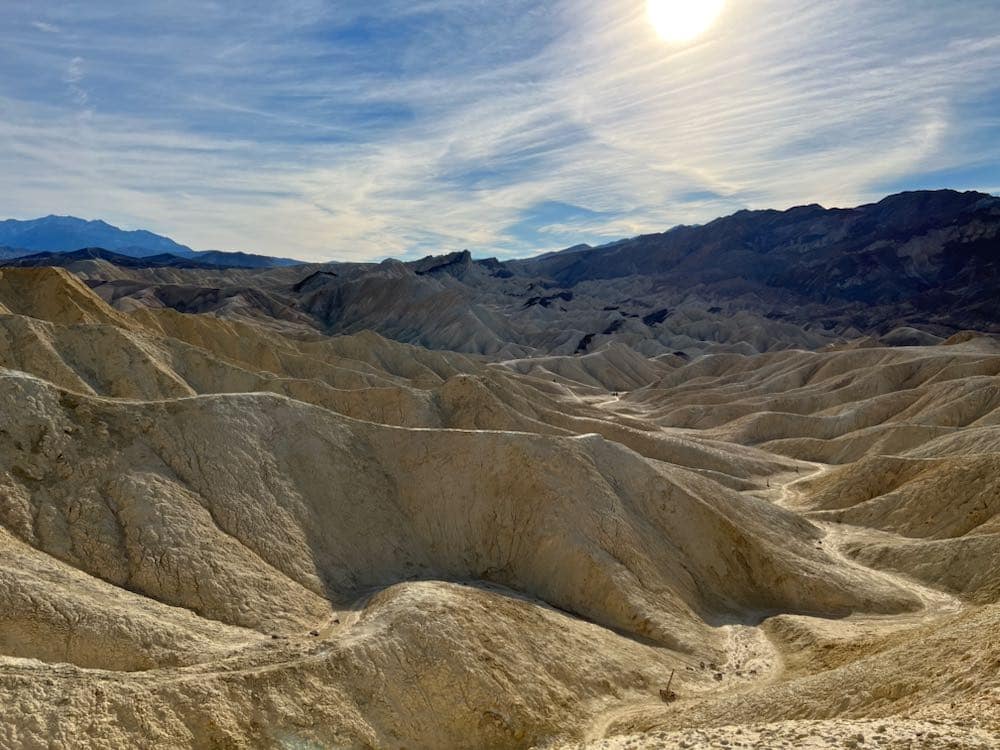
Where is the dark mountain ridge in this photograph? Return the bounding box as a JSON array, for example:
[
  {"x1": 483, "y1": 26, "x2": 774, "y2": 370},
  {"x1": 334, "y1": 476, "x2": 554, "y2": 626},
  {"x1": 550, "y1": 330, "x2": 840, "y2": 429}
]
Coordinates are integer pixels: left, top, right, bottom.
[
  {"x1": 193, "y1": 250, "x2": 302, "y2": 269},
  {"x1": 7, "y1": 247, "x2": 230, "y2": 270},
  {"x1": 511, "y1": 190, "x2": 999, "y2": 300}
]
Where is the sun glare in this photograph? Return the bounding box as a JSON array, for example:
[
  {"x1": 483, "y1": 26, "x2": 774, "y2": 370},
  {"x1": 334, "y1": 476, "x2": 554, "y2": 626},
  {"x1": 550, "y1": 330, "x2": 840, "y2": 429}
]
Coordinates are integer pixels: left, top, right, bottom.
[{"x1": 647, "y1": 0, "x2": 725, "y2": 43}]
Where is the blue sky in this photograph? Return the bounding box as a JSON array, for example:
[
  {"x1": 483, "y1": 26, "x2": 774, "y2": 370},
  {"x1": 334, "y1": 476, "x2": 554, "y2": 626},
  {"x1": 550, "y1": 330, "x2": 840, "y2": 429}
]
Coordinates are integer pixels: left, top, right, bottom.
[{"x1": 1, "y1": 1, "x2": 999, "y2": 261}]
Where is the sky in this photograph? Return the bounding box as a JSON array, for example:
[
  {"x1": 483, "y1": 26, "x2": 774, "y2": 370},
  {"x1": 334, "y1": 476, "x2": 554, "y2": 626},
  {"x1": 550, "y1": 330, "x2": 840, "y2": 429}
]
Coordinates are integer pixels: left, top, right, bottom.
[{"x1": 1, "y1": 1, "x2": 999, "y2": 262}]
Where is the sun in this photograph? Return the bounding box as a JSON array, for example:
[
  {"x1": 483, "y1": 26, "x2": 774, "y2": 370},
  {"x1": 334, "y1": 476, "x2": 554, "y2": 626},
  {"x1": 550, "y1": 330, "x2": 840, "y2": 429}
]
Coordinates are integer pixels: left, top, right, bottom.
[{"x1": 647, "y1": 0, "x2": 725, "y2": 43}]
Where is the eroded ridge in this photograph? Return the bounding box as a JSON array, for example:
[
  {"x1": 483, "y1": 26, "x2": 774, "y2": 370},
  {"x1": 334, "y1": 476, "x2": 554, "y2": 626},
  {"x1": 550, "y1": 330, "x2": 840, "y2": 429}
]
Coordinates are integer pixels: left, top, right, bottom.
[{"x1": 0, "y1": 268, "x2": 997, "y2": 748}]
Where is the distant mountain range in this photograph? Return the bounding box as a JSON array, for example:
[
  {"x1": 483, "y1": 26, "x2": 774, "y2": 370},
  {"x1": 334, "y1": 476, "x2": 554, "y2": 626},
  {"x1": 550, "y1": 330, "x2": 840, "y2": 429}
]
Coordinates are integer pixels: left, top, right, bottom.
[
  {"x1": 5, "y1": 247, "x2": 238, "y2": 270},
  {"x1": 35, "y1": 189, "x2": 996, "y2": 358},
  {"x1": 0, "y1": 215, "x2": 302, "y2": 268},
  {"x1": 509, "y1": 190, "x2": 1000, "y2": 302}
]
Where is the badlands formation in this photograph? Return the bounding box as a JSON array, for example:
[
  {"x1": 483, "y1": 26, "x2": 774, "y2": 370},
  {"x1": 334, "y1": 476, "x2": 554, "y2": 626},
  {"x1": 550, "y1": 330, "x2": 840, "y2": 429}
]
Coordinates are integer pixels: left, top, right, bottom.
[{"x1": 0, "y1": 193, "x2": 999, "y2": 749}]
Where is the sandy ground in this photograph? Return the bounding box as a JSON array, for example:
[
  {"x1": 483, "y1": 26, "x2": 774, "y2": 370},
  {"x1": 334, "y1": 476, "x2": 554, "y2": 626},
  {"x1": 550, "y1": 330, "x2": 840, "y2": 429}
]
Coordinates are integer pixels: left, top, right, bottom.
[{"x1": 559, "y1": 718, "x2": 1000, "y2": 749}]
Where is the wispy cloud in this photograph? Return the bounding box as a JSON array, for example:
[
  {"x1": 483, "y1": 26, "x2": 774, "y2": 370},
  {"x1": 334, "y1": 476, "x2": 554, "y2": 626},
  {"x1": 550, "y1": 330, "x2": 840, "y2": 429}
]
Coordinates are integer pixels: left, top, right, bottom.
[
  {"x1": 64, "y1": 56, "x2": 89, "y2": 106},
  {"x1": 0, "y1": 0, "x2": 998, "y2": 261},
  {"x1": 31, "y1": 20, "x2": 60, "y2": 34}
]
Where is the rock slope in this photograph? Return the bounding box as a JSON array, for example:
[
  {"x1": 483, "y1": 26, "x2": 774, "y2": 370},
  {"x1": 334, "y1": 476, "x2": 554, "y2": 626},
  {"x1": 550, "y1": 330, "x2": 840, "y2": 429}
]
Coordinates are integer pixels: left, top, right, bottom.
[{"x1": 0, "y1": 267, "x2": 997, "y2": 748}]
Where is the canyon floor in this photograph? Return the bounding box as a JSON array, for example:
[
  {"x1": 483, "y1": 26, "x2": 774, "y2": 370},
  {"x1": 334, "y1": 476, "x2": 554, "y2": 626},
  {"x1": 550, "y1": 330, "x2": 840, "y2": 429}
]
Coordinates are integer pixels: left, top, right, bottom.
[{"x1": 0, "y1": 266, "x2": 998, "y2": 748}]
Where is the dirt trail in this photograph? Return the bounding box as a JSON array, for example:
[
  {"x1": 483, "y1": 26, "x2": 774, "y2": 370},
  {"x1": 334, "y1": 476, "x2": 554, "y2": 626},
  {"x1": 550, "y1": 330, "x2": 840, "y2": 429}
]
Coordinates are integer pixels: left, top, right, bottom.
[
  {"x1": 771, "y1": 463, "x2": 965, "y2": 619},
  {"x1": 579, "y1": 464, "x2": 970, "y2": 744}
]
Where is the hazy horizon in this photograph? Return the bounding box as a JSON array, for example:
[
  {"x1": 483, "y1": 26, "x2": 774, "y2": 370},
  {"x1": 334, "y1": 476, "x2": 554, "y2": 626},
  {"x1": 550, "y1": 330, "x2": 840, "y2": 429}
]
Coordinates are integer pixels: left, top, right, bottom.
[{"x1": 2, "y1": 185, "x2": 997, "y2": 264}]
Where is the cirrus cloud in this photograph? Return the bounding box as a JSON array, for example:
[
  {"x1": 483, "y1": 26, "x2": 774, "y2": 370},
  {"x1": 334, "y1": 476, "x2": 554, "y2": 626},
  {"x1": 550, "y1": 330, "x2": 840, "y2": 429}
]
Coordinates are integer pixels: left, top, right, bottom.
[{"x1": 0, "y1": 0, "x2": 998, "y2": 261}]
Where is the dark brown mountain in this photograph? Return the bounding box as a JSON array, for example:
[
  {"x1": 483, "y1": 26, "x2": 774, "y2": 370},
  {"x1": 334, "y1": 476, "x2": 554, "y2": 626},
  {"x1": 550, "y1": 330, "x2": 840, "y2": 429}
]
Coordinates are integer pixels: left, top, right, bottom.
[{"x1": 512, "y1": 190, "x2": 999, "y2": 305}]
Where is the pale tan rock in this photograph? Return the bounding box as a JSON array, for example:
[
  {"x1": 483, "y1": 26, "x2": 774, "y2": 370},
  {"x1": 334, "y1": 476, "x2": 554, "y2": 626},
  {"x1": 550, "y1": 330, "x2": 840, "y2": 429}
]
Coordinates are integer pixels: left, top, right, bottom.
[{"x1": 0, "y1": 267, "x2": 997, "y2": 749}]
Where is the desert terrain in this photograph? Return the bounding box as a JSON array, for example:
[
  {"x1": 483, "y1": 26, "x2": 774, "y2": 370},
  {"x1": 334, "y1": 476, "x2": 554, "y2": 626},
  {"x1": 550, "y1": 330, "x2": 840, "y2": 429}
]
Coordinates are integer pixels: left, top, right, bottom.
[{"x1": 0, "y1": 192, "x2": 999, "y2": 748}]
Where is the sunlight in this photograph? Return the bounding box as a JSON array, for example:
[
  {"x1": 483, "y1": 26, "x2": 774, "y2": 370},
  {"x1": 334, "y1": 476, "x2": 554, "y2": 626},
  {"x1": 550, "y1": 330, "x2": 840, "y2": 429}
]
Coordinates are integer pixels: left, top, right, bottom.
[{"x1": 647, "y1": 0, "x2": 725, "y2": 43}]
